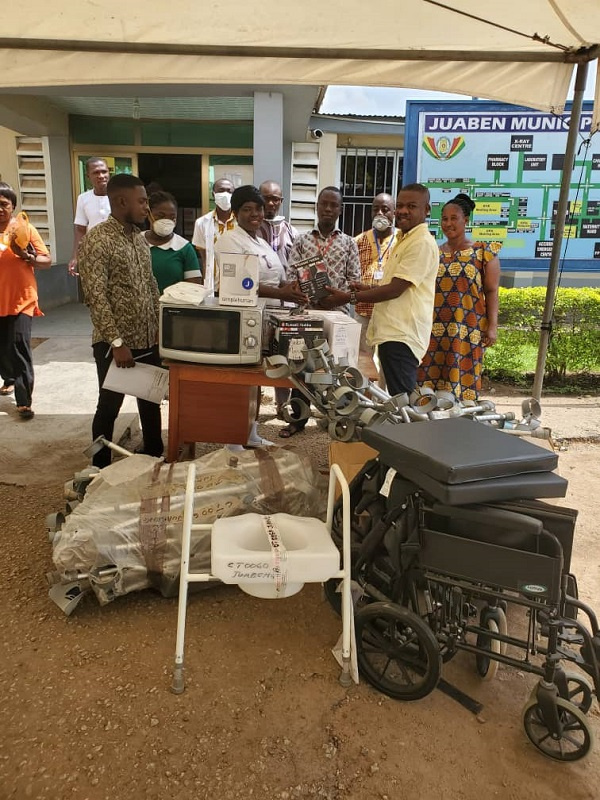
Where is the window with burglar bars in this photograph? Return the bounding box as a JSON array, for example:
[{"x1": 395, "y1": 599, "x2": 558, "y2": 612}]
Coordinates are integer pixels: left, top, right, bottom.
[{"x1": 337, "y1": 148, "x2": 403, "y2": 236}]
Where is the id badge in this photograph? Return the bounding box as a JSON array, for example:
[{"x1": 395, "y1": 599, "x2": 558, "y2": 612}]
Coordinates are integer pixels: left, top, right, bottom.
[{"x1": 373, "y1": 270, "x2": 384, "y2": 281}]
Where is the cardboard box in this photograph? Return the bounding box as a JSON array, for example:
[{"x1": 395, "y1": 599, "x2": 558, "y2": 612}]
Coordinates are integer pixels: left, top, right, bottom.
[
  {"x1": 328, "y1": 441, "x2": 378, "y2": 498},
  {"x1": 315, "y1": 311, "x2": 361, "y2": 367},
  {"x1": 265, "y1": 309, "x2": 361, "y2": 366},
  {"x1": 266, "y1": 309, "x2": 325, "y2": 358},
  {"x1": 218, "y1": 251, "x2": 259, "y2": 307},
  {"x1": 272, "y1": 327, "x2": 325, "y2": 359}
]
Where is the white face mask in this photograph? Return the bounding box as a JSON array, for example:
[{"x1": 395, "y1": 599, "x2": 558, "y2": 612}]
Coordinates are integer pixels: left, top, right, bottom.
[
  {"x1": 372, "y1": 214, "x2": 392, "y2": 232},
  {"x1": 214, "y1": 191, "x2": 232, "y2": 211},
  {"x1": 152, "y1": 218, "x2": 176, "y2": 237}
]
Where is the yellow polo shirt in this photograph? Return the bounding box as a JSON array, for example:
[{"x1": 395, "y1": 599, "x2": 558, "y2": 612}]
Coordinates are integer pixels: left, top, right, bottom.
[{"x1": 366, "y1": 222, "x2": 439, "y2": 362}]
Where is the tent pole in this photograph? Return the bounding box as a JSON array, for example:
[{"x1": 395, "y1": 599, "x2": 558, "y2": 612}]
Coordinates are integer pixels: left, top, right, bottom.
[{"x1": 531, "y1": 60, "x2": 589, "y2": 401}]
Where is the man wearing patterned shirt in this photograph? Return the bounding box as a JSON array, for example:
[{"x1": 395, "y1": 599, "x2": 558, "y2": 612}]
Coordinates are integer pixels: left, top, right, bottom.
[
  {"x1": 287, "y1": 186, "x2": 360, "y2": 313},
  {"x1": 280, "y1": 186, "x2": 360, "y2": 437},
  {"x1": 354, "y1": 193, "x2": 396, "y2": 385},
  {"x1": 78, "y1": 174, "x2": 163, "y2": 468},
  {"x1": 325, "y1": 184, "x2": 439, "y2": 397},
  {"x1": 257, "y1": 179, "x2": 299, "y2": 417},
  {"x1": 192, "y1": 178, "x2": 236, "y2": 296},
  {"x1": 257, "y1": 180, "x2": 298, "y2": 268}
]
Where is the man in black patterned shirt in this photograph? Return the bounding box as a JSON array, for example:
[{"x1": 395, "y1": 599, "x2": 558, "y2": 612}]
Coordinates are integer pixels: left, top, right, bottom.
[
  {"x1": 286, "y1": 186, "x2": 360, "y2": 315},
  {"x1": 280, "y1": 186, "x2": 360, "y2": 437},
  {"x1": 78, "y1": 174, "x2": 163, "y2": 467}
]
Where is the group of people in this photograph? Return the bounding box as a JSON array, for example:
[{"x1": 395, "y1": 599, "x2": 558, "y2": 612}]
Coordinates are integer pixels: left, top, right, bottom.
[
  {"x1": 0, "y1": 153, "x2": 500, "y2": 463},
  {"x1": 322, "y1": 185, "x2": 501, "y2": 406}
]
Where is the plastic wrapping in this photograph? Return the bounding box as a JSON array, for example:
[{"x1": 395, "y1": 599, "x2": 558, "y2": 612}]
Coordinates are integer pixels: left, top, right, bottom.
[{"x1": 51, "y1": 447, "x2": 326, "y2": 606}]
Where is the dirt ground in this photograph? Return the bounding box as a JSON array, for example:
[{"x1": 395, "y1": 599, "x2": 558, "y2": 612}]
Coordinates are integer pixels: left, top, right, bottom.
[{"x1": 1, "y1": 412, "x2": 600, "y2": 800}]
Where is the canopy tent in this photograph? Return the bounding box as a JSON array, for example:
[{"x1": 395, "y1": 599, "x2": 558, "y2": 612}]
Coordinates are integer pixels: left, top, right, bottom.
[
  {"x1": 0, "y1": 1, "x2": 599, "y2": 116},
  {"x1": 1, "y1": 0, "x2": 600, "y2": 396}
]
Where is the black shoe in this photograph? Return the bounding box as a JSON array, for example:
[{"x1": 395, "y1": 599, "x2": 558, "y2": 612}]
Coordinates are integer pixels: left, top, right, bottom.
[{"x1": 134, "y1": 445, "x2": 163, "y2": 457}]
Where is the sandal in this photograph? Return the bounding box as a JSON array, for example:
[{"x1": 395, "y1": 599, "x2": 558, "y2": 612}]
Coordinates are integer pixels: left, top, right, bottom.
[
  {"x1": 278, "y1": 423, "x2": 302, "y2": 439},
  {"x1": 17, "y1": 406, "x2": 35, "y2": 420},
  {"x1": 0, "y1": 384, "x2": 14, "y2": 396}
]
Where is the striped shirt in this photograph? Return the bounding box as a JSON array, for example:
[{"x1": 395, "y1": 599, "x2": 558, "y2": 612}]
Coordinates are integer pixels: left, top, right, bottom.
[{"x1": 257, "y1": 218, "x2": 298, "y2": 268}]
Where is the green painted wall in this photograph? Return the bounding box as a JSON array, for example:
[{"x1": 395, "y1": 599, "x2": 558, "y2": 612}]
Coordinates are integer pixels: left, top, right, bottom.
[
  {"x1": 70, "y1": 117, "x2": 135, "y2": 145},
  {"x1": 70, "y1": 116, "x2": 253, "y2": 148}
]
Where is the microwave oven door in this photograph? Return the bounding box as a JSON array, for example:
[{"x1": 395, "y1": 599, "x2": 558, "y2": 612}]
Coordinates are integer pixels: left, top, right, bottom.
[{"x1": 161, "y1": 306, "x2": 241, "y2": 358}]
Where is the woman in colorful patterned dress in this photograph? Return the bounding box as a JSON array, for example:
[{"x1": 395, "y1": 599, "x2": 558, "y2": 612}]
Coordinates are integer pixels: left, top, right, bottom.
[{"x1": 418, "y1": 193, "x2": 501, "y2": 402}]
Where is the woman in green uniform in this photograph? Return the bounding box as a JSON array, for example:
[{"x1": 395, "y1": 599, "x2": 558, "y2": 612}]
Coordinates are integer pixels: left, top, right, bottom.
[{"x1": 145, "y1": 192, "x2": 201, "y2": 293}]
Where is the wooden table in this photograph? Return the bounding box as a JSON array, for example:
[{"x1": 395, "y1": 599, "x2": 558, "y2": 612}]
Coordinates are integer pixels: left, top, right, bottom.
[{"x1": 165, "y1": 355, "x2": 378, "y2": 461}]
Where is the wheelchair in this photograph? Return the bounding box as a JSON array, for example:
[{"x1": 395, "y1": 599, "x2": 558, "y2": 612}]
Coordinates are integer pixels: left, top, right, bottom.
[{"x1": 327, "y1": 417, "x2": 600, "y2": 762}]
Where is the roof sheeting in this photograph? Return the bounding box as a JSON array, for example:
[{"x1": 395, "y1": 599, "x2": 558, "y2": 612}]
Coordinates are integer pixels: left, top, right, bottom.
[{"x1": 0, "y1": 0, "x2": 599, "y2": 115}]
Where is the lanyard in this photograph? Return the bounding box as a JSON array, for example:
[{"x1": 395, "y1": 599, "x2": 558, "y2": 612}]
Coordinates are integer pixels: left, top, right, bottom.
[
  {"x1": 313, "y1": 230, "x2": 336, "y2": 259},
  {"x1": 373, "y1": 229, "x2": 394, "y2": 266}
]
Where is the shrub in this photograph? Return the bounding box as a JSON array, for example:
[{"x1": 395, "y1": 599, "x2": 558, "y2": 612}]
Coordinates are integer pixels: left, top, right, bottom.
[{"x1": 484, "y1": 287, "x2": 600, "y2": 380}]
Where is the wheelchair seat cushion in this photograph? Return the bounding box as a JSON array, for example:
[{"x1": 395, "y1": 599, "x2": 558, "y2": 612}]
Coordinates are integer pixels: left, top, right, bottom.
[
  {"x1": 362, "y1": 417, "x2": 558, "y2": 484},
  {"x1": 395, "y1": 465, "x2": 567, "y2": 505}
]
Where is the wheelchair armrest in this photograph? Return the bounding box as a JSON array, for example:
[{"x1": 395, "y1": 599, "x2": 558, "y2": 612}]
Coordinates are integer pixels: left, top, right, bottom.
[{"x1": 430, "y1": 503, "x2": 544, "y2": 538}]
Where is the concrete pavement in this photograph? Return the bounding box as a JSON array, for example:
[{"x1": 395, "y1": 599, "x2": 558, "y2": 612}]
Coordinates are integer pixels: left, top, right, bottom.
[{"x1": 0, "y1": 303, "x2": 141, "y2": 485}]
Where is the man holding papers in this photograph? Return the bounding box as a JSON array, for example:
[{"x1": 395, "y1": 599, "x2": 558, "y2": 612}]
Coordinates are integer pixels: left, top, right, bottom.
[{"x1": 78, "y1": 173, "x2": 164, "y2": 467}]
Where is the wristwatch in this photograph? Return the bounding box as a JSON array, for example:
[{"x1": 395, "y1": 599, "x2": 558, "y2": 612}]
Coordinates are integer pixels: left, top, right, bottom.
[
  {"x1": 111, "y1": 338, "x2": 123, "y2": 348},
  {"x1": 349, "y1": 290, "x2": 358, "y2": 305}
]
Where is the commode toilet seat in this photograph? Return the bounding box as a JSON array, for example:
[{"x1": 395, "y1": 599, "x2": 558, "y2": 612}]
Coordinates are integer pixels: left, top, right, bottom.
[
  {"x1": 211, "y1": 512, "x2": 341, "y2": 598},
  {"x1": 171, "y1": 462, "x2": 354, "y2": 694}
]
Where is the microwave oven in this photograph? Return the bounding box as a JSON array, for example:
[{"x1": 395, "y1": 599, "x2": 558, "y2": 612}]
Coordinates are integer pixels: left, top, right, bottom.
[{"x1": 159, "y1": 297, "x2": 266, "y2": 365}]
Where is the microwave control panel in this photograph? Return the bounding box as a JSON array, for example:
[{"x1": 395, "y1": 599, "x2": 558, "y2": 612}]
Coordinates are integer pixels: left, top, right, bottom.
[{"x1": 240, "y1": 308, "x2": 263, "y2": 359}]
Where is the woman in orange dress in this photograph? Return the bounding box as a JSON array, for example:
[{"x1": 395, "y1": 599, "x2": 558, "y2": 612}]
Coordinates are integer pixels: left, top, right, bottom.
[
  {"x1": 418, "y1": 193, "x2": 501, "y2": 402},
  {"x1": 0, "y1": 183, "x2": 51, "y2": 419}
]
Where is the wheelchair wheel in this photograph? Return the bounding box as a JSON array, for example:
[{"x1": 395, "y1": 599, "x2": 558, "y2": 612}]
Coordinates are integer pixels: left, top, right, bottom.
[
  {"x1": 323, "y1": 578, "x2": 369, "y2": 617},
  {"x1": 355, "y1": 602, "x2": 441, "y2": 701},
  {"x1": 522, "y1": 697, "x2": 593, "y2": 762},
  {"x1": 555, "y1": 672, "x2": 594, "y2": 714},
  {"x1": 482, "y1": 605, "x2": 508, "y2": 655},
  {"x1": 475, "y1": 616, "x2": 501, "y2": 681}
]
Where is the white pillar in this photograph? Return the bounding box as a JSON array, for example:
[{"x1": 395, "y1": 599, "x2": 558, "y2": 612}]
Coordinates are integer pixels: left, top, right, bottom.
[{"x1": 253, "y1": 92, "x2": 284, "y2": 188}]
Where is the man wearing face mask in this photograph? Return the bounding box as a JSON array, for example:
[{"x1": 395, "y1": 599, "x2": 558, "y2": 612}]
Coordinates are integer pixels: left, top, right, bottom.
[
  {"x1": 192, "y1": 178, "x2": 235, "y2": 296},
  {"x1": 78, "y1": 174, "x2": 163, "y2": 468},
  {"x1": 354, "y1": 193, "x2": 396, "y2": 384}
]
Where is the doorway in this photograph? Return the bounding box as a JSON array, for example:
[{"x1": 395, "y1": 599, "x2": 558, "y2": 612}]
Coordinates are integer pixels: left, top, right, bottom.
[{"x1": 138, "y1": 153, "x2": 202, "y2": 238}]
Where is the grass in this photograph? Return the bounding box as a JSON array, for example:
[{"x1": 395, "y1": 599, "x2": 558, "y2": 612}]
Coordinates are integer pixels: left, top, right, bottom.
[{"x1": 485, "y1": 343, "x2": 600, "y2": 395}]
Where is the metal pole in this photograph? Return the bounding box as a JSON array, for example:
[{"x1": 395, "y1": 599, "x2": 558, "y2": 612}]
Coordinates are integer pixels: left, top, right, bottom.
[{"x1": 532, "y1": 60, "x2": 589, "y2": 400}]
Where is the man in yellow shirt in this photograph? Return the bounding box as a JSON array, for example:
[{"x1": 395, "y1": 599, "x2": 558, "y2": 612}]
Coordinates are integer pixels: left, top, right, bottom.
[{"x1": 325, "y1": 183, "x2": 439, "y2": 396}]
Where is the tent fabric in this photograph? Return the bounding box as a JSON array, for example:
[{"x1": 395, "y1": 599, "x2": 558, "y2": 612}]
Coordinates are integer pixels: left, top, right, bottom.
[
  {"x1": 2, "y1": 52, "x2": 575, "y2": 114},
  {"x1": 1, "y1": 0, "x2": 599, "y2": 113}
]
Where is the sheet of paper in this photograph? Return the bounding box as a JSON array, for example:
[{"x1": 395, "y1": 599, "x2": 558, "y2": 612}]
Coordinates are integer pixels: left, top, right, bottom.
[{"x1": 103, "y1": 361, "x2": 168, "y2": 404}]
